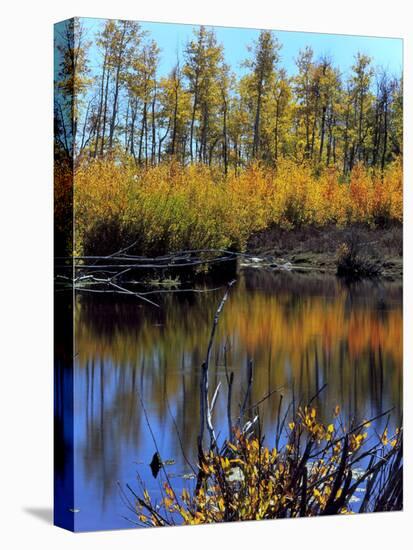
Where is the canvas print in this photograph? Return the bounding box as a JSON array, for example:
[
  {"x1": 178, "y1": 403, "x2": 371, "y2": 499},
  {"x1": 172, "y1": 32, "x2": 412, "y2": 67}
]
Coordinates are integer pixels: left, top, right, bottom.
[{"x1": 54, "y1": 17, "x2": 403, "y2": 532}]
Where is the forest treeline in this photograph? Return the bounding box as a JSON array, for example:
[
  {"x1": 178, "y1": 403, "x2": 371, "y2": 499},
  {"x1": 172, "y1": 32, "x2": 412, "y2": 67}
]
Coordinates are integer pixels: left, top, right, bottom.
[{"x1": 55, "y1": 18, "x2": 402, "y2": 174}]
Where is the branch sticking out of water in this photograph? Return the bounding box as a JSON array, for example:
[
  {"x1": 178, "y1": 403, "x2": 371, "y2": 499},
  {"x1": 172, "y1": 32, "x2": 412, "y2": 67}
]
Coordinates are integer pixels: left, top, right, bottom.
[{"x1": 199, "y1": 280, "x2": 236, "y2": 451}]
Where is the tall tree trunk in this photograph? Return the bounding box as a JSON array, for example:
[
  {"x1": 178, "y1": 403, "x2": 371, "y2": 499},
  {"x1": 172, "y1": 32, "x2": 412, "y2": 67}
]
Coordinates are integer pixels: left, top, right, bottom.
[
  {"x1": 79, "y1": 99, "x2": 92, "y2": 154},
  {"x1": 151, "y1": 86, "x2": 157, "y2": 165},
  {"x1": 274, "y1": 97, "x2": 280, "y2": 165},
  {"x1": 372, "y1": 96, "x2": 381, "y2": 166},
  {"x1": 304, "y1": 87, "x2": 311, "y2": 157},
  {"x1": 310, "y1": 94, "x2": 319, "y2": 159},
  {"x1": 158, "y1": 118, "x2": 170, "y2": 163},
  {"x1": 222, "y1": 98, "x2": 228, "y2": 175},
  {"x1": 129, "y1": 99, "x2": 138, "y2": 161},
  {"x1": 108, "y1": 23, "x2": 127, "y2": 152},
  {"x1": 253, "y1": 77, "x2": 263, "y2": 158},
  {"x1": 234, "y1": 140, "x2": 239, "y2": 176},
  {"x1": 343, "y1": 102, "x2": 350, "y2": 174},
  {"x1": 94, "y1": 50, "x2": 107, "y2": 157},
  {"x1": 144, "y1": 101, "x2": 149, "y2": 167},
  {"x1": 200, "y1": 104, "x2": 209, "y2": 163},
  {"x1": 319, "y1": 104, "x2": 327, "y2": 163},
  {"x1": 138, "y1": 101, "x2": 147, "y2": 165},
  {"x1": 189, "y1": 76, "x2": 199, "y2": 163},
  {"x1": 358, "y1": 91, "x2": 364, "y2": 162},
  {"x1": 100, "y1": 68, "x2": 110, "y2": 157},
  {"x1": 326, "y1": 112, "x2": 334, "y2": 166},
  {"x1": 171, "y1": 84, "x2": 179, "y2": 156},
  {"x1": 124, "y1": 98, "x2": 130, "y2": 151},
  {"x1": 381, "y1": 101, "x2": 388, "y2": 172}
]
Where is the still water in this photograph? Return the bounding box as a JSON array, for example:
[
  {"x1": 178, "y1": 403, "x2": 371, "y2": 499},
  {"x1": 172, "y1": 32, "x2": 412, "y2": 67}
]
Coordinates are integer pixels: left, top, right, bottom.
[{"x1": 71, "y1": 269, "x2": 402, "y2": 531}]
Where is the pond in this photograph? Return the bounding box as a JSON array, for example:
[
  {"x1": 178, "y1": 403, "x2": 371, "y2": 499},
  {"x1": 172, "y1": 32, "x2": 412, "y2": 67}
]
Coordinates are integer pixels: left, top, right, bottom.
[{"x1": 68, "y1": 269, "x2": 402, "y2": 531}]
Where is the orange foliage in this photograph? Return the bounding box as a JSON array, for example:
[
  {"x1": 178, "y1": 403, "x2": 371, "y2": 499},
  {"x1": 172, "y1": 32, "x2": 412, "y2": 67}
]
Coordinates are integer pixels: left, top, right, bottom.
[{"x1": 61, "y1": 158, "x2": 402, "y2": 256}]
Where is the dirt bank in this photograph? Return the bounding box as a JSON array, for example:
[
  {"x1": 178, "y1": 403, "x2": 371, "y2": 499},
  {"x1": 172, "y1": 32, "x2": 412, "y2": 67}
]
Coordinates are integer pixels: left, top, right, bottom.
[{"x1": 246, "y1": 223, "x2": 403, "y2": 280}]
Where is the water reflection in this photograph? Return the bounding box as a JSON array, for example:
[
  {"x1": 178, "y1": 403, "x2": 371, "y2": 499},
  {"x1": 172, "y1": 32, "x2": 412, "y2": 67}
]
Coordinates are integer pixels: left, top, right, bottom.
[{"x1": 73, "y1": 269, "x2": 402, "y2": 530}]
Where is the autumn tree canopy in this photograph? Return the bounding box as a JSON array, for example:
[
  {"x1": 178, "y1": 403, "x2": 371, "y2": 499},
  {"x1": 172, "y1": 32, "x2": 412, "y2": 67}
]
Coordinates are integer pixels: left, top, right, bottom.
[{"x1": 54, "y1": 18, "x2": 403, "y2": 174}]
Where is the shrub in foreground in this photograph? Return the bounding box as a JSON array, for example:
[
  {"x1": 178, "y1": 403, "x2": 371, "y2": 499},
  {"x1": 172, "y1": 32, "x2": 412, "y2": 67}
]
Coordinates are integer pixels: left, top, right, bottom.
[{"x1": 131, "y1": 406, "x2": 402, "y2": 526}]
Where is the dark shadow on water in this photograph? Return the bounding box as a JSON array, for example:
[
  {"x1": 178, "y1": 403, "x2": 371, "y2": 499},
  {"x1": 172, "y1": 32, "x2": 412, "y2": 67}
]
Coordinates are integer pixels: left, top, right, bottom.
[{"x1": 24, "y1": 507, "x2": 53, "y2": 524}]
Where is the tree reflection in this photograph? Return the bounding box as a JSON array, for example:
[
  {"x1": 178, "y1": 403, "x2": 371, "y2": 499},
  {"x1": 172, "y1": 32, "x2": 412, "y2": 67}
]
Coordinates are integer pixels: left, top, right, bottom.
[{"x1": 73, "y1": 270, "x2": 402, "y2": 518}]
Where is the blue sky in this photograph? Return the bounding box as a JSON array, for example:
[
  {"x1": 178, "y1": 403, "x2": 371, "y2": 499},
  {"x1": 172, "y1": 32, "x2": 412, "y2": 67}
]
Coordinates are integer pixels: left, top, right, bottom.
[{"x1": 81, "y1": 17, "x2": 403, "y2": 80}]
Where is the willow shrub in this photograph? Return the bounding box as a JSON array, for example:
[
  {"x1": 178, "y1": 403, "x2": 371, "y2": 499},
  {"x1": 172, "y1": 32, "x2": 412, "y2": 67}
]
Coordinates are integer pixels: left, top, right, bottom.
[
  {"x1": 72, "y1": 158, "x2": 402, "y2": 256},
  {"x1": 133, "y1": 407, "x2": 402, "y2": 526}
]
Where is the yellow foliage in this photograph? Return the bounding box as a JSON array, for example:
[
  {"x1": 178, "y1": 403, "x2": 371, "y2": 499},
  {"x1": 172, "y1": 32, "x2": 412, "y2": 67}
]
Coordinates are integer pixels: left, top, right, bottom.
[
  {"x1": 55, "y1": 158, "x2": 402, "y2": 257},
  {"x1": 134, "y1": 408, "x2": 402, "y2": 526}
]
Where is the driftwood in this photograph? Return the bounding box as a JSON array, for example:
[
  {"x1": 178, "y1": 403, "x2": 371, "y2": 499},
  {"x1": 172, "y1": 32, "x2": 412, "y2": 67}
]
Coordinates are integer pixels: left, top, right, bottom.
[
  {"x1": 56, "y1": 248, "x2": 242, "y2": 307},
  {"x1": 55, "y1": 247, "x2": 305, "y2": 280},
  {"x1": 55, "y1": 245, "x2": 319, "y2": 307},
  {"x1": 56, "y1": 248, "x2": 243, "y2": 272}
]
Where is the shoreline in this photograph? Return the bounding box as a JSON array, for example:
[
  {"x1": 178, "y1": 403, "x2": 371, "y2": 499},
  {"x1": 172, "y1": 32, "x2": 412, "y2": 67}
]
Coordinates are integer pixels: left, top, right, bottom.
[{"x1": 245, "y1": 223, "x2": 403, "y2": 281}]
